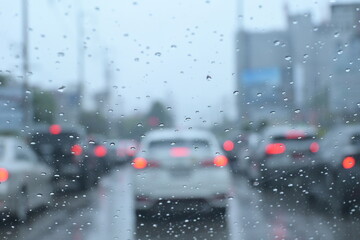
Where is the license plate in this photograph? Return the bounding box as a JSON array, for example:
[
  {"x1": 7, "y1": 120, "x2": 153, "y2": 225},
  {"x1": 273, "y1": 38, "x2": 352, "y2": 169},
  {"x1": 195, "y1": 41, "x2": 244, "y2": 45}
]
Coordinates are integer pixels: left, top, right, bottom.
[{"x1": 171, "y1": 169, "x2": 191, "y2": 177}]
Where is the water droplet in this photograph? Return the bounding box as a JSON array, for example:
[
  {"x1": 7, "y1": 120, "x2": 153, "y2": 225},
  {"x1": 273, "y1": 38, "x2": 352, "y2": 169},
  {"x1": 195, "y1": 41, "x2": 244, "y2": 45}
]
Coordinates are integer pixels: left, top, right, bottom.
[
  {"x1": 36, "y1": 193, "x2": 43, "y2": 197},
  {"x1": 294, "y1": 109, "x2": 301, "y2": 113},
  {"x1": 233, "y1": 91, "x2": 239, "y2": 95},
  {"x1": 334, "y1": 32, "x2": 340, "y2": 38},
  {"x1": 273, "y1": 40, "x2": 280, "y2": 46},
  {"x1": 154, "y1": 52, "x2": 161, "y2": 56},
  {"x1": 58, "y1": 86, "x2": 66, "y2": 92},
  {"x1": 256, "y1": 93, "x2": 262, "y2": 97},
  {"x1": 285, "y1": 56, "x2": 292, "y2": 61},
  {"x1": 41, "y1": 172, "x2": 46, "y2": 176},
  {"x1": 110, "y1": 142, "x2": 115, "y2": 146},
  {"x1": 137, "y1": 123, "x2": 143, "y2": 127},
  {"x1": 346, "y1": 68, "x2": 350, "y2": 73},
  {"x1": 206, "y1": 75, "x2": 212, "y2": 80},
  {"x1": 337, "y1": 49, "x2": 343, "y2": 55}
]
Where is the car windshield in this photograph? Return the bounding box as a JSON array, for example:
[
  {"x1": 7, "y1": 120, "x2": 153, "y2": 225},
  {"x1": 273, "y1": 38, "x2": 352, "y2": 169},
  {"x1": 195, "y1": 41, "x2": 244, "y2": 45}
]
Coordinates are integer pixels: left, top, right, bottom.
[{"x1": 2, "y1": 0, "x2": 360, "y2": 239}]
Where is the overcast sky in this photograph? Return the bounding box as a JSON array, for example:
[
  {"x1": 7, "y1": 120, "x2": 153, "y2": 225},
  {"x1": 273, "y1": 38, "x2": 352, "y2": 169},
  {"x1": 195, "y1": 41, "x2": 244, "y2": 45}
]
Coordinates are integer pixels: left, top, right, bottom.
[{"x1": 0, "y1": 0, "x2": 355, "y2": 127}]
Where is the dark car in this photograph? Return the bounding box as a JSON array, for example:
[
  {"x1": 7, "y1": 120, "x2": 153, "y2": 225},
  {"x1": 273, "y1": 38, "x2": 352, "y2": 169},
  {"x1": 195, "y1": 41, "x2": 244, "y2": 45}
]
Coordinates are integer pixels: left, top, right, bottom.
[
  {"x1": 312, "y1": 125, "x2": 360, "y2": 216},
  {"x1": 250, "y1": 125, "x2": 320, "y2": 190},
  {"x1": 221, "y1": 132, "x2": 250, "y2": 175},
  {"x1": 85, "y1": 136, "x2": 111, "y2": 176},
  {"x1": 27, "y1": 124, "x2": 97, "y2": 192}
]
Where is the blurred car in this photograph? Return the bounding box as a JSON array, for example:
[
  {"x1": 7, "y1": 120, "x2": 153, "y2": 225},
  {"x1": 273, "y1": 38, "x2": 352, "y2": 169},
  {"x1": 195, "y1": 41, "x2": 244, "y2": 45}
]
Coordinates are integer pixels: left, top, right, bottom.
[
  {"x1": 27, "y1": 124, "x2": 96, "y2": 191},
  {"x1": 222, "y1": 132, "x2": 260, "y2": 177},
  {"x1": 0, "y1": 136, "x2": 53, "y2": 221},
  {"x1": 221, "y1": 132, "x2": 248, "y2": 174},
  {"x1": 133, "y1": 129, "x2": 232, "y2": 215},
  {"x1": 312, "y1": 125, "x2": 360, "y2": 215},
  {"x1": 85, "y1": 136, "x2": 111, "y2": 175},
  {"x1": 107, "y1": 139, "x2": 138, "y2": 166},
  {"x1": 249, "y1": 125, "x2": 319, "y2": 189}
]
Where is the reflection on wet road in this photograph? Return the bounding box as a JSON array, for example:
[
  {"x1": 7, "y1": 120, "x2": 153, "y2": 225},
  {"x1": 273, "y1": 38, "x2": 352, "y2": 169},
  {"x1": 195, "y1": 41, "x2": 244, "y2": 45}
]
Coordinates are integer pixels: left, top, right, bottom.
[{"x1": 1, "y1": 166, "x2": 360, "y2": 240}]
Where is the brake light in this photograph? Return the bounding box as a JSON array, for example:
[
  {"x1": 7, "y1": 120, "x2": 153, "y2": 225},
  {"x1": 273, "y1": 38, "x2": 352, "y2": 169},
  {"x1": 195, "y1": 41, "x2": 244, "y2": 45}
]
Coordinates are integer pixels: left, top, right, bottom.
[
  {"x1": 223, "y1": 140, "x2": 234, "y2": 151},
  {"x1": 171, "y1": 147, "x2": 190, "y2": 157},
  {"x1": 286, "y1": 130, "x2": 305, "y2": 139},
  {"x1": 71, "y1": 144, "x2": 83, "y2": 156},
  {"x1": 214, "y1": 155, "x2": 228, "y2": 167},
  {"x1": 343, "y1": 156, "x2": 356, "y2": 169},
  {"x1": 94, "y1": 145, "x2": 107, "y2": 157},
  {"x1": 49, "y1": 124, "x2": 62, "y2": 135},
  {"x1": 132, "y1": 157, "x2": 148, "y2": 169},
  {"x1": 310, "y1": 142, "x2": 319, "y2": 153},
  {"x1": 266, "y1": 143, "x2": 286, "y2": 155},
  {"x1": 0, "y1": 168, "x2": 9, "y2": 182}
]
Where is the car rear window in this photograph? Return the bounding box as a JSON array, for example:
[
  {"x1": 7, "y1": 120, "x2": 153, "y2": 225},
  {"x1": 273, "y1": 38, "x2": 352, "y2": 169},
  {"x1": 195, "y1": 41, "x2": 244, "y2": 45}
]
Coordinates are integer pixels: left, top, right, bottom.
[
  {"x1": 272, "y1": 136, "x2": 317, "y2": 151},
  {"x1": 30, "y1": 132, "x2": 81, "y2": 155},
  {"x1": 148, "y1": 139, "x2": 210, "y2": 155}
]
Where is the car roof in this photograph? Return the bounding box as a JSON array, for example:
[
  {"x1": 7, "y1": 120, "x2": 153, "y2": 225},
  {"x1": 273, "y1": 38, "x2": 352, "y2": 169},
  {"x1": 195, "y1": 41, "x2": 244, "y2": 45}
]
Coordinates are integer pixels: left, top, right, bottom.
[
  {"x1": 262, "y1": 125, "x2": 317, "y2": 138},
  {"x1": 144, "y1": 128, "x2": 216, "y2": 142}
]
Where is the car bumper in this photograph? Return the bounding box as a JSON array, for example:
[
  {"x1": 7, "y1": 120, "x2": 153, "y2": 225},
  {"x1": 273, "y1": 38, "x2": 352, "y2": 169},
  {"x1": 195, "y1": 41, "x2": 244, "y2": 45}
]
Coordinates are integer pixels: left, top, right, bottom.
[{"x1": 135, "y1": 194, "x2": 228, "y2": 212}]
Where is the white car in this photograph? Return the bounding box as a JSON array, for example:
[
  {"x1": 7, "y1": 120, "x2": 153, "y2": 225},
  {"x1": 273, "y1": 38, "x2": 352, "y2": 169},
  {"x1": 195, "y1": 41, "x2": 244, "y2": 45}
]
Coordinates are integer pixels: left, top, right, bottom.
[
  {"x1": 0, "y1": 136, "x2": 53, "y2": 221},
  {"x1": 133, "y1": 129, "x2": 232, "y2": 214}
]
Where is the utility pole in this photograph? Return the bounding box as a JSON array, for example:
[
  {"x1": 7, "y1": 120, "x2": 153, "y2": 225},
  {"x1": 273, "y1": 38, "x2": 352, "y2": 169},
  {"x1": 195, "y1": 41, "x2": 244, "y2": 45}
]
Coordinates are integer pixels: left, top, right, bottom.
[
  {"x1": 77, "y1": 7, "x2": 85, "y2": 122},
  {"x1": 22, "y1": 0, "x2": 29, "y2": 126}
]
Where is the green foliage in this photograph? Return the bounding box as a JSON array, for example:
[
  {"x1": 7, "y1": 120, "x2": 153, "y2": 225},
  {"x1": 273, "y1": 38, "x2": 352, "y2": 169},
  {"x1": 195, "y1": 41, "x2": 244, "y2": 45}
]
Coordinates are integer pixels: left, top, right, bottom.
[
  {"x1": 32, "y1": 88, "x2": 56, "y2": 124},
  {"x1": 79, "y1": 111, "x2": 109, "y2": 135},
  {"x1": 0, "y1": 74, "x2": 11, "y2": 87},
  {"x1": 146, "y1": 101, "x2": 173, "y2": 128}
]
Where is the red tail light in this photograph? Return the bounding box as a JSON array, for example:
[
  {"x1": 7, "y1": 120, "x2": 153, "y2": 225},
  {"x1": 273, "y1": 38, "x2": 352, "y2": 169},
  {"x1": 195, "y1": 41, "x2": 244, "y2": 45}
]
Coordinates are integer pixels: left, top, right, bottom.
[
  {"x1": 223, "y1": 140, "x2": 234, "y2": 151},
  {"x1": 49, "y1": 124, "x2": 62, "y2": 135},
  {"x1": 266, "y1": 143, "x2": 286, "y2": 155},
  {"x1": 94, "y1": 145, "x2": 107, "y2": 157},
  {"x1": 201, "y1": 155, "x2": 228, "y2": 167},
  {"x1": 0, "y1": 168, "x2": 9, "y2": 182},
  {"x1": 310, "y1": 142, "x2": 319, "y2": 153},
  {"x1": 132, "y1": 157, "x2": 148, "y2": 169},
  {"x1": 214, "y1": 155, "x2": 228, "y2": 167},
  {"x1": 71, "y1": 144, "x2": 83, "y2": 156},
  {"x1": 343, "y1": 156, "x2": 356, "y2": 169}
]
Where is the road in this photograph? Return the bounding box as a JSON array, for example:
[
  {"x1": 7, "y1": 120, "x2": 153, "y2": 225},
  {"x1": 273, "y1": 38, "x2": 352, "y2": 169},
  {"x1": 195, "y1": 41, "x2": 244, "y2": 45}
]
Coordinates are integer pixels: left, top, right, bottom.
[{"x1": 1, "y1": 165, "x2": 360, "y2": 240}]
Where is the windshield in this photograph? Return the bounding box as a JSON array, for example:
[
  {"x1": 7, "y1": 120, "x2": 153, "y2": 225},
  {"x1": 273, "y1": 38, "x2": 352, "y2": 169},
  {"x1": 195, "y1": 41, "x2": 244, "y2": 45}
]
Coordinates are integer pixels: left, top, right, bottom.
[{"x1": 1, "y1": 0, "x2": 360, "y2": 239}]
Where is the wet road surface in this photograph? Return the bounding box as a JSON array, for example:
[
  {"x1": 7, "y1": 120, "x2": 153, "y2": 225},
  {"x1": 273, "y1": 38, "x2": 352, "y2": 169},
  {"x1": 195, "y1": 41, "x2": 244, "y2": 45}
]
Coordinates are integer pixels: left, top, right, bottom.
[{"x1": 1, "y1": 165, "x2": 360, "y2": 239}]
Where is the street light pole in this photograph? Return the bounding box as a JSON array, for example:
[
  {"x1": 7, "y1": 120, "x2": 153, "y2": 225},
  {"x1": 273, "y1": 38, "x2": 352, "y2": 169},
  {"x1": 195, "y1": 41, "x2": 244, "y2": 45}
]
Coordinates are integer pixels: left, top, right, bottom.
[{"x1": 22, "y1": 0, "x2": 30, "y2": 126}]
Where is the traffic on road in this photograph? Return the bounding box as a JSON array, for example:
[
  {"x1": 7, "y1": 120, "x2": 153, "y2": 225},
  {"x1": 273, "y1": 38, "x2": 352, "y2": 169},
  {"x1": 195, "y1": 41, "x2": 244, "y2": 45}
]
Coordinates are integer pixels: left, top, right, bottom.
[{"x1": 1, "y1": 0, "x2": 360, "y2": 239}]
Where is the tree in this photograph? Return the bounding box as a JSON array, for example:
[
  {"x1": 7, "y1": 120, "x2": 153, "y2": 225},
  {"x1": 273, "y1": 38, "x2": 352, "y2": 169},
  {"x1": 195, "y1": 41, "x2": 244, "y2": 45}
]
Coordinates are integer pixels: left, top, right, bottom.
[
  {"x1": 0, "y1": 74, "x2": 11, "y2": 87},
  {"x1": 32, "y1": 88, "x2": 56, "y2": 124},
  {"x1": 146, "y1": 101, "x2": 174, "y2": 128},
  {"x1": 79, "y1": 111, "x2": 109, "y2": 135}
]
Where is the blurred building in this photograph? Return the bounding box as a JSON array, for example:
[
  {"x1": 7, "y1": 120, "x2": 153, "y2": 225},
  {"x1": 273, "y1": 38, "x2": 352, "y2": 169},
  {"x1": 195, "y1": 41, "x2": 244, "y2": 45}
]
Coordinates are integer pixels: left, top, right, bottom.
[
  {"x1": 0, "y1": 81, "x2": 33, "y2": 132},
  {"x1": 236, "y1": 3, "x2": 360, "y2": 127},
  {"x1": 328, "y1": 3, "x2": 360, "y2": 120}
]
